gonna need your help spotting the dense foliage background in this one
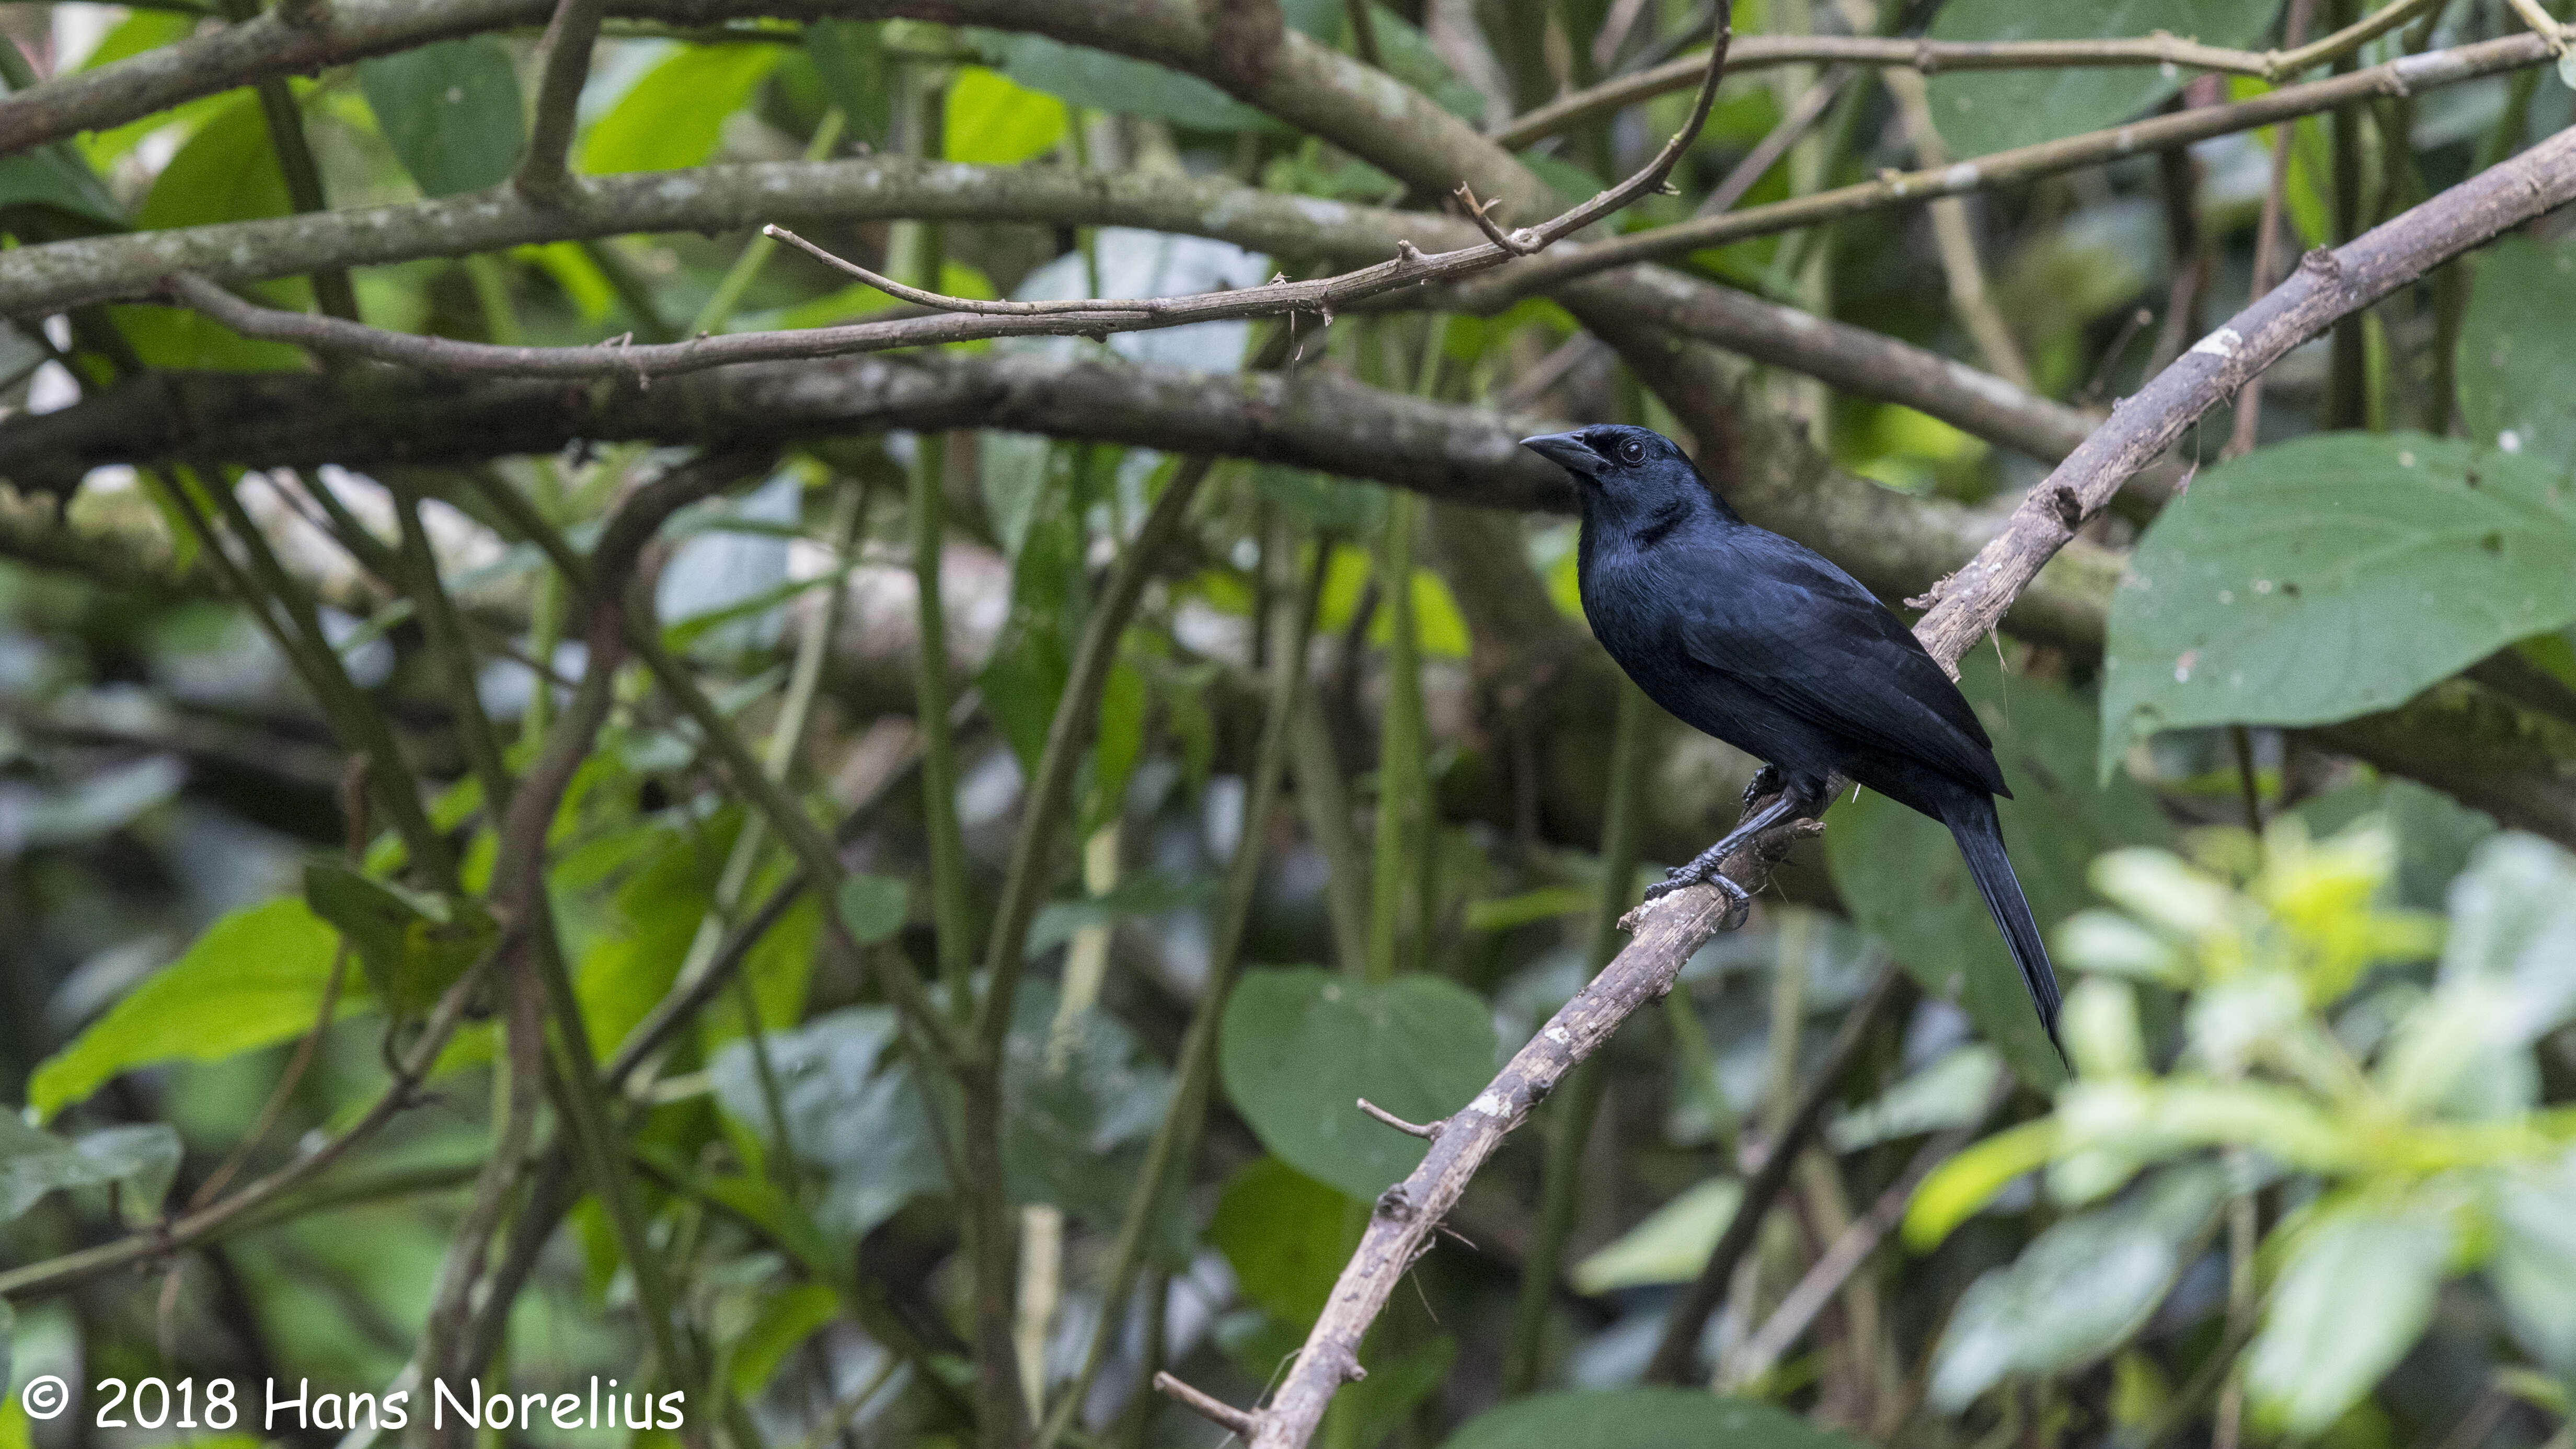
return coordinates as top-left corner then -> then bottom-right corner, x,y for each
2,1 -> 2574,1448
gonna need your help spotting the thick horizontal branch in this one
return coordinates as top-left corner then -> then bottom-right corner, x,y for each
0,350 -> 1577,508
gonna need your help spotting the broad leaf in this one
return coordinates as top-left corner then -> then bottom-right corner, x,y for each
709,1007 -> 946,1237
1000,981 -> 1175,1228
1209,1156 -> 1355,1326
2458,233 -> 2576,472
2490,1149 -> 2576,1370
0,150 -> 124,235
2246,1201 -> 2451,1434
2441,833 -> 2576,1041
582,45 -> 783,175
1571,1176 -> 1741,1294
303,861 -> 496,1019
978,31 -> 1274,131
29,898 -> 353,1119
1220,967 -> 1497,1200
136,91 -> 290,231
727,1283 -> 841,1401
1926,0 -> 2282,156
807,20 -> 892,145
0,1118 -> 181,1224
2100,433 -> 2576,777
1443,1389 -> 1872,1449
833,873 -> 909,944
944,67 -> 1067,166
1829,653 -> 2168,1088
359,37 -> 525,198
1930,1163 -> 2226,1408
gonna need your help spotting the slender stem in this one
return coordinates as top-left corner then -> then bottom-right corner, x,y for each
1365,486 -> 1426,982
1641,966 -> 1902,1384
514,0 -> 608,205
2326,0 -> 2370,431
973,455 -> 1213,1058
1500,679 -> 1652,1395
395,490 -> 513,810
1033,535 -> 1328,1449
1291,690 -> 1372,974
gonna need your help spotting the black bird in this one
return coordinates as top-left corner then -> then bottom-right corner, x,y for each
1523,423 -> 2063,1055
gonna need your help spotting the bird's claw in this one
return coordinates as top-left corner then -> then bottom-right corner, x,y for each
1740,765 -> 1781,814
1639,865 -> 1754,930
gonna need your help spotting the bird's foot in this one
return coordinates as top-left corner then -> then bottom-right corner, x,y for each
1740,765 -> 1781,814
1639,864 -> 1753,930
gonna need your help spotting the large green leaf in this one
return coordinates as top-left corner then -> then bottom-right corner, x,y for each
1209,1156 -> 1355,1326
0,1118 -> 181,1224
1443,1389 -> 1872,1449
2490,1149 -> 2576,1371
2246,1200 -> 2451,1434
806,20 -> 892,145
709,1007 -> 946,1237
302,860 -> 495,1019
2459,233 -> 2576,473
358,37 -> 525,198
28,898 -> 352,1119
2099,433 -> 2576,777
1930,1163 -> 2226,1407
136,91 -> 291,230
978,31 -> 1274,131
0,149 -> 124,235
1571,1177 -> 1741,1294
944,66 -> 1067,166
1000,980 -> 1175,1228
1220,967 -> 1497,1200
1827,653 -> 2168,1088
1926,0 -> 2282,156
581,45 -> 783,175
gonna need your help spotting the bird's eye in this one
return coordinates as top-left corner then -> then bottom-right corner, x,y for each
1618,439 -> 1647,463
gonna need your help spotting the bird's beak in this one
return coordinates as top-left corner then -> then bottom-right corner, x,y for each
1521,431 -> 1603,480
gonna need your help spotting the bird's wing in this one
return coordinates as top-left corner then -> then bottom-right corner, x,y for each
1673,533 -> 2009,797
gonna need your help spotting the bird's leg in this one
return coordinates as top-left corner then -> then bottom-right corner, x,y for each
1740,764 -> 1781,814
1640,790 -> 1807,927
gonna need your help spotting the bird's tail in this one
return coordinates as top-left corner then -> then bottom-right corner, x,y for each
1942,795 -> 2066,1065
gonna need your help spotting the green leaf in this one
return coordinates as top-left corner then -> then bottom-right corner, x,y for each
1830,652 -> 2167,1087
1831,1044 -> 2005,1152
2490,1150 -> 2576,1370
2459,233 -> 2576,473
358,37 -> 525,198
1338,1335 -> 1456,1449
0,1118 -> 181,1224
943,66 -> 1067,165
709,1007 -> 946,1237
302,860 -> 496,1019
1209,1156 -> 1355,1326
974,30 -> 1276,131
581,45 -> 783,175
1926,0 -> 2282,155
727,1283 -> 841,1401
1000,979 -> 1175,1228
2440,833 -> 2576,1041
1570,1176 -> 1742,1294
833,873 -> 910,945
1442,1389 -> 1874,1449
1929,1163 -> 2226,1408
0,148 -> 124,235
1904,1119 -> 2060,1249
1082,659 -> 1148,835
2099,433 -> 2576,777
2246,1201 -> 2451,1435
1219,967 -> 1497,1201
29,897 -> 352,1119
137,91 -> 291,230
807,20 -> 892,145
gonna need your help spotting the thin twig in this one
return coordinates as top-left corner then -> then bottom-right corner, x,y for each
160,12 -> 1737,383
1153,1373 -> 1257,1436
1356,1099 -> 1445,1139
1491,0 -> 2448,147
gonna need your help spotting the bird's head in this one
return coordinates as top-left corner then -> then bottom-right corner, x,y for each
1520,424 -> 1736,525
